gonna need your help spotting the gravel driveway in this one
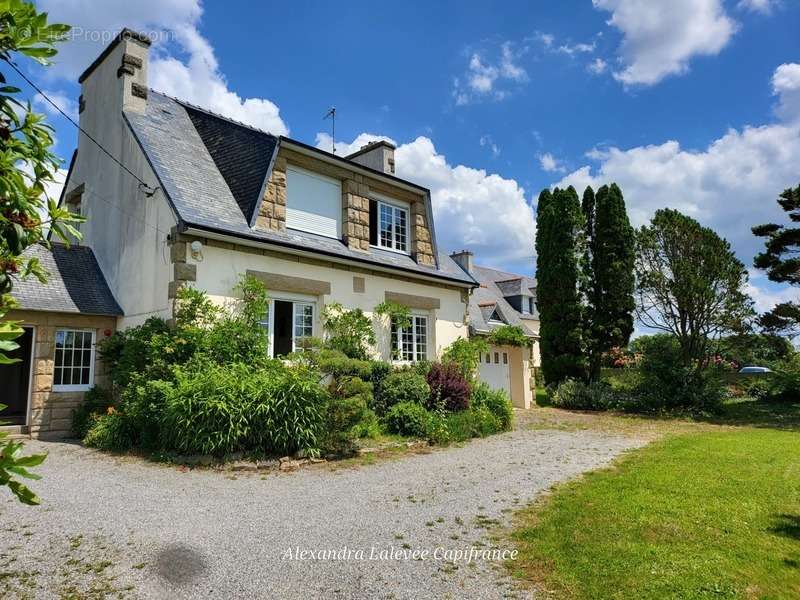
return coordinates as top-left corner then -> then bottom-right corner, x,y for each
1,420 -> 643,599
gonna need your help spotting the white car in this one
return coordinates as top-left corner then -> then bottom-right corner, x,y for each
738,366 -> 772,374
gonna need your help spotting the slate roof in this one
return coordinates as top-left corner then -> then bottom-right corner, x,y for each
11,244 -> 123,316
460,264 -> 538,337
125,91 -> 476,287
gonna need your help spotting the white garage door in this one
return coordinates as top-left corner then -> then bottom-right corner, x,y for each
478,349 -> 510,395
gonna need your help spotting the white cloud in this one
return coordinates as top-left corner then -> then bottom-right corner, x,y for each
37,0 -> 288,134
588,58 -> 608,74
772,63 -> 800,123
479,135 -> 500,158
533,32 -> 555,48
737,0 -> 778,14
33,89 -> 78,121
553,63 -> 800,313
538,152 -> 565,173
316,134 -> 535,268
593,0 -> 738,86
453,42 -> 527,105
745,270 -> 795,314
556,41 -> 596,56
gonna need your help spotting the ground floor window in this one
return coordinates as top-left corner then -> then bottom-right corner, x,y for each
53,329 -> 95,391
391,315 -> 427,362
260,299 -> 315,357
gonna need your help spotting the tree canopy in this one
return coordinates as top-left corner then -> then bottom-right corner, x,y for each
752,184 -> 800,336
635,208 -> 753,367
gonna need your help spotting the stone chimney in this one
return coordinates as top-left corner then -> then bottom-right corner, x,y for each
345,140 -> 396,175
450,250 -> 473,274
77,28 -> 151,117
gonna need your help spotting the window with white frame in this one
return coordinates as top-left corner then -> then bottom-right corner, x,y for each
391,315 -> 427,362
53,329 -> 95,390
259,299 -> 315,357
370,198 -> 408,253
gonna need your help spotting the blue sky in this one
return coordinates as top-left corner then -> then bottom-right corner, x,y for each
23,0 -> 800,313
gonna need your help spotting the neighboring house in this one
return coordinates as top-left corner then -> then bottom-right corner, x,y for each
1,29 -> 478,438
450,251 -> 540,409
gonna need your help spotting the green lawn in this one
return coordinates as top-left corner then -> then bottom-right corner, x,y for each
511,407 -> 800,599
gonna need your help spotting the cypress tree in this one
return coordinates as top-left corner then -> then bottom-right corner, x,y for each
535,186 -> 586,386
584,184 -> 636,381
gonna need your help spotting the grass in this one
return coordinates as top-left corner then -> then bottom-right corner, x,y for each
510,399 -> 800,599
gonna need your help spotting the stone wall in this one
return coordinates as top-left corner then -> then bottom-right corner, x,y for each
8,310 -> 117,439
256,155 -> 287,232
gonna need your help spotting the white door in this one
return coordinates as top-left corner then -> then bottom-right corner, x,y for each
478,349 -> 511,395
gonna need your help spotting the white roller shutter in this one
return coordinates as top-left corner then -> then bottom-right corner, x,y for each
285,166 -> 341,238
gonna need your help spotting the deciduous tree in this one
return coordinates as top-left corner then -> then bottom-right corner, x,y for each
635,209 -> 753,368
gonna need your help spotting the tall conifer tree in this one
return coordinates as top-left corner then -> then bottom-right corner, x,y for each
535,186 -> 585,386
582,184 -> 636,381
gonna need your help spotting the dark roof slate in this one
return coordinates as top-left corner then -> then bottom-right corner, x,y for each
12,244 -> 123,316
125,91 -> 475,286
184,104 -> 276,224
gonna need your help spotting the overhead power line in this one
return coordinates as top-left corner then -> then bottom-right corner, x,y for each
6,59 -> 159,197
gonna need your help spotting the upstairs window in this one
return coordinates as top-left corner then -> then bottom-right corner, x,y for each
285,166 -> 341,239
390,315 -> 427,362
369,197 -> 408,253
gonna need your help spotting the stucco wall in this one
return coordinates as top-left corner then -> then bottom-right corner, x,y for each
8,310 -> 116,440
69,36 -> 176,329
189,243 -> 469,361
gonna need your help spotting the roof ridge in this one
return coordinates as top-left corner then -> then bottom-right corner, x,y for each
150,89 -> 279,138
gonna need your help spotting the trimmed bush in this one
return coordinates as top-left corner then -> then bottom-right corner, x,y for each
384,402 -> 432,438
551,379 -> 619,411
351,409 -> 382,439
379,371 -> 430,411
471,382 -> 513,431
426,362 -> 471,412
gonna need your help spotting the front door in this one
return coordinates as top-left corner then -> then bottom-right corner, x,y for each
0,327 -> 34,425
478,348 -> 511,396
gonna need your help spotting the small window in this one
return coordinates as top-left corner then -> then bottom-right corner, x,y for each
503,352 -> 508,364
370,198 -> 409,253
494,352 -> 500,364
485,353 -> 491,363
528,298 -> 534,314
391,315 -> 427,362
53,329 -> 95,391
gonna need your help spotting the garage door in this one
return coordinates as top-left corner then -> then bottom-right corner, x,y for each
478,349 -> 510,396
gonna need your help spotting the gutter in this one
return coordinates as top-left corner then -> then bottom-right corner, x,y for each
181,223 -> 478,289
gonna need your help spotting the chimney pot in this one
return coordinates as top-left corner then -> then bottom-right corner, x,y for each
450,250 -> 473,274
345,140 -> 396,175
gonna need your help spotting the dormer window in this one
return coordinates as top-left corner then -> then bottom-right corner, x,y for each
369,195 -> 409,253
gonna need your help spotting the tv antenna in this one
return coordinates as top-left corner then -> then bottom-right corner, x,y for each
323,106 -> 336,154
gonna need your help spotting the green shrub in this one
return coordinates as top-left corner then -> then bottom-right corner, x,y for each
83,410 -> 136,452
244,366 -> 328,456
314,349 -> 372,379
321,302 -> 376,360
384,402 -> 432,438
471,382 -> 513,431
442,337 -> 488,379
159,362 -> 253,456
117,376 -> 173,451
749,356 -> 800,403
323,375 -> 371,455
367,360 -> 391,395
322,394 -> 368,455
470,405 -> 503,437
351,409 -> 382,439
633,337 -> 726,414
551,379 -> 620,411
379,371 -> 431,411
72,385 -> 113,439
